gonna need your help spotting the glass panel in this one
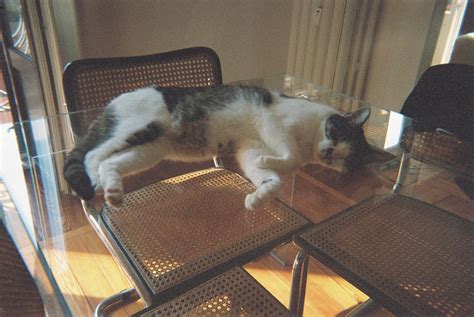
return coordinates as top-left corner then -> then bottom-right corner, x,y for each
4,0 -> 32,57
20,75 -> 471,311
5,107 -> 112,314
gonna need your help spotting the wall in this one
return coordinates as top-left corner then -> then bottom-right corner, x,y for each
52,0 -> 292,83
51,0 -> 448,110
362,0 -> 441,111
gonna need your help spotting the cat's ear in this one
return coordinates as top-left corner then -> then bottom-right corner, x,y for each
346,107 -> 370,126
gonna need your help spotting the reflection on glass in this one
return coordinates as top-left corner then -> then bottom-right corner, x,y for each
384,111 -> 405,150
5,0 -> 31,57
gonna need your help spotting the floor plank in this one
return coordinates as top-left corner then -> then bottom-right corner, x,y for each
80,229 -> 145,316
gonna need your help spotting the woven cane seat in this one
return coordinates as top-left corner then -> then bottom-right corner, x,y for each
404,131 -> 474,178
133,267 -> 290,316
0,221 -> 44,316
294,194 -> 474,316
101,168 -> 309,305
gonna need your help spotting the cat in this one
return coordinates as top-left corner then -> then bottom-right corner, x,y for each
63,85 -> 371,210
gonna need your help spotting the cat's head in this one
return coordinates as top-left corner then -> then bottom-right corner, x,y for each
314,107 -> 371,172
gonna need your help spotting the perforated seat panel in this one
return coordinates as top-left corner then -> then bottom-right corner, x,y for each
405,131 -> 474,178
101,168 -> 309,304
133,267 -> 290,316
295,194 -> 474,316
0,221 -> 44,316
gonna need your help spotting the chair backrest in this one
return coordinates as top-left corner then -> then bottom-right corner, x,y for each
63,46 -> 222,137
401,63 -> 474,142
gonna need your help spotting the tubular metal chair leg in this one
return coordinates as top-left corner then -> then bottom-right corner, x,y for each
392,151 -> 411,193
347,299 -> 381,316
290,249 -> 309,317
94,288 -> 140,317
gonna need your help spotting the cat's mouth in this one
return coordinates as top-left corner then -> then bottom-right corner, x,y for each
318,148 -> 349,173
322,147 -> 334,164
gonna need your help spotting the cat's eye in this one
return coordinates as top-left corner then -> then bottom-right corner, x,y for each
326,125 -> 339,145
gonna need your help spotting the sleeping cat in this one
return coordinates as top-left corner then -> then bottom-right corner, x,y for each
63,85 -> 371,210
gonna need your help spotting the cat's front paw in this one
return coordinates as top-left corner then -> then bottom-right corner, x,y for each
245,193 -> 262,211
104,187 -> 124,208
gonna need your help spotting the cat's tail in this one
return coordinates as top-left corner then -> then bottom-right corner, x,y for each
63,148 -> 95,201
63,110 -> 116,200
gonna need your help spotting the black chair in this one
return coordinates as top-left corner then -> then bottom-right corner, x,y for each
401,63 -> 474,197
62,47 -> 310,316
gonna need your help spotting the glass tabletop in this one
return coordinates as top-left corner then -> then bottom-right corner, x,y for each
9,74 -> 473,315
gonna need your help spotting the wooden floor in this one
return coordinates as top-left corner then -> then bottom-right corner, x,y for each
6,157 -> 474,316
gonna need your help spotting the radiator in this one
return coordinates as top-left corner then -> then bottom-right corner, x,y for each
287,0 -> 381,99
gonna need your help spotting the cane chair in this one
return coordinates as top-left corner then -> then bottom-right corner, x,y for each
291,188 -> 474,316
289,65 -> 474,317
0,219 -> 45,316
133,267 -> 291,316
62,47 -> 310,316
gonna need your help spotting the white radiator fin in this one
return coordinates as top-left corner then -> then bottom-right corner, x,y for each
287,0 -> 381,99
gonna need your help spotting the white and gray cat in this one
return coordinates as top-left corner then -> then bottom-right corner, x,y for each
64,85 -> 371,210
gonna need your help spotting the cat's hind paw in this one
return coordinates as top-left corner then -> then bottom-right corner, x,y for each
256,155 -> 289,170
255,155 -> 273,169
104,187 -> 124,208
256,155 -> 299,171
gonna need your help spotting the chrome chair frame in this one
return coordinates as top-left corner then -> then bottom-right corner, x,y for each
64,47 -> 224,316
